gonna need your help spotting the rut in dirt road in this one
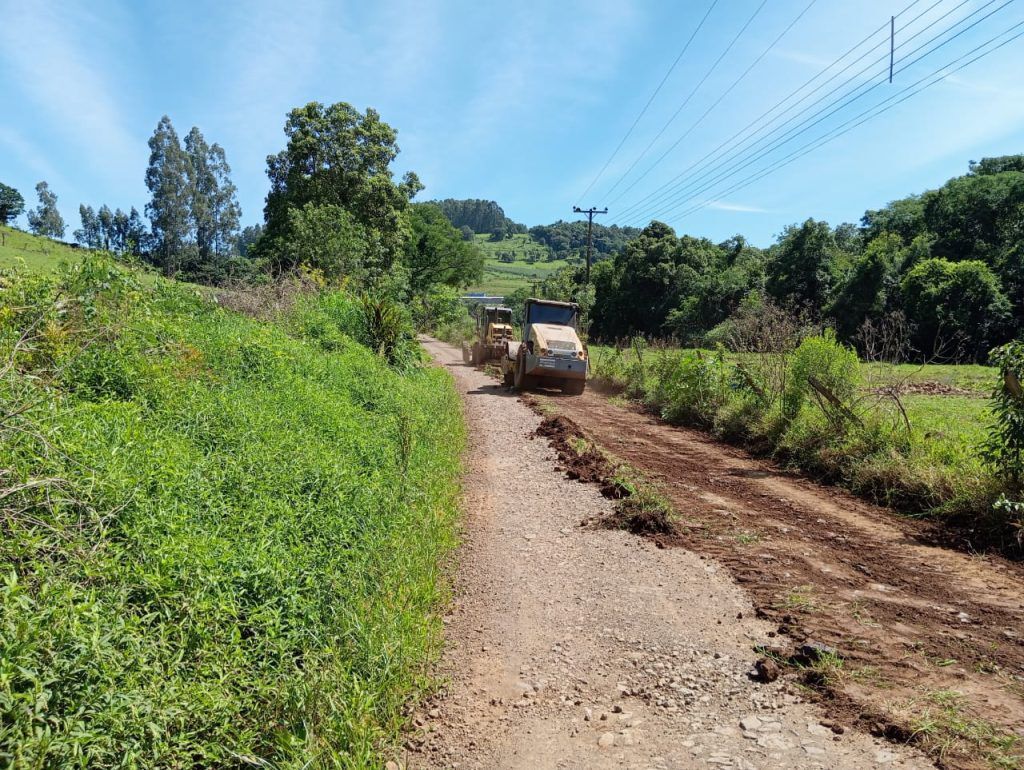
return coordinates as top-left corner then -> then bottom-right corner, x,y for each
538,385 -> 1024,770
406,337 -> 929,770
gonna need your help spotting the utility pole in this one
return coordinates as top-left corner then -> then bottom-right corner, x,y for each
889,15 -> 895,83
572,206 -> 607,284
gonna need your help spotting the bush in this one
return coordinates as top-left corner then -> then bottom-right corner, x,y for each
783,331 -> 861,422
648,349 -> 730,427
984,341 -> 1024,484
0,259 -> 463,766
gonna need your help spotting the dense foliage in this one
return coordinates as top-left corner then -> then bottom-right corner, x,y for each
536,155 -> 1024,362
256,102 -> 422,279
428,198 -> 523,237
0,183 -> 24,225
528,220 -> 641,262
0,257 -> 464,766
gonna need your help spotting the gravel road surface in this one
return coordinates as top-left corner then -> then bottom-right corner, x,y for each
406,338 -> 931,770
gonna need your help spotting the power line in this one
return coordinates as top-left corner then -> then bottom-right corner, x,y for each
661,20 -> 1024,224
611,0 -> 933,222
575,0 -> 720,204
633,0 -> 1013,225
599,0 -> 770,201
601,0 -> 820,209
624,0 -> 1008,225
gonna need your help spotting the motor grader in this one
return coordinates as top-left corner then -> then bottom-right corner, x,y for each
500,298 -> 587,395
462,305 -> 515,365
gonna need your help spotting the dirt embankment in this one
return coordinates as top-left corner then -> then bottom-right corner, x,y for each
536,389 -> 1024,769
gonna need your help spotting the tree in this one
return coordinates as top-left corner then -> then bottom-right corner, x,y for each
26,182 -> 66,238
861,195 -> 927,244
74,205 -> 102,248
901,258 -> 1011,361
0,183 -> 25,225
278,203 -> 370,281
184,127 -> 241,268
236,224 -> 263,258
403,203 -> 483,293
260,101 -> 422,277
97,205 -> 114,250
459,225 -> 474,242
146,116 -> 193,275
827,233 -> 907,341
766,219 -> 845,311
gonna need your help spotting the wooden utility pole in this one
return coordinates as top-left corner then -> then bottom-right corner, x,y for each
572,206 -> 607,284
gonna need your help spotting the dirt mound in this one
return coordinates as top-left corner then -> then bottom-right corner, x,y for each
536,416 -> 628,498
869,380 -> 976,396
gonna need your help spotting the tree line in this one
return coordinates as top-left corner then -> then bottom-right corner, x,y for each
531,155 -> 1024,363
2,103 -> 484,302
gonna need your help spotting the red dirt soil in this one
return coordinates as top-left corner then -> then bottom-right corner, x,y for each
535,388 -> 1024,769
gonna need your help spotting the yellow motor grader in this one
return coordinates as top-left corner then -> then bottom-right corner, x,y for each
462,305 -> 515,365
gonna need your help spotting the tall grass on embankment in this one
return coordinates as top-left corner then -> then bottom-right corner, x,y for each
589,337 -> 1021,553
0,257 -> 463,767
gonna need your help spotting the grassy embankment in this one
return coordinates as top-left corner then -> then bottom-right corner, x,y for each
0,224 -> 85,273
0,239 -> 464,766
464,233 -> 572,296
588,343 -> 1016,548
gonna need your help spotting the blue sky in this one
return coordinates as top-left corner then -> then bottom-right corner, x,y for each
2,0 -> 1023,246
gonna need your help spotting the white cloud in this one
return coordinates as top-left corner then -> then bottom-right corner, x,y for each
705,200 -> 769,213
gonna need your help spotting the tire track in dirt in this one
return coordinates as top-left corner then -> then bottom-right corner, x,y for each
537,387 -> 1024,769
406,338 -> 931,770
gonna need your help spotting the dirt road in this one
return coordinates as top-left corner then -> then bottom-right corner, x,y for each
541,385 -> 1024,768
409,338 -> 932,770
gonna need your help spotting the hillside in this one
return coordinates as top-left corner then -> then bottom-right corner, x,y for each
0,257 -> 464,764
464,233 -> 574,296
0,225 -> 84,273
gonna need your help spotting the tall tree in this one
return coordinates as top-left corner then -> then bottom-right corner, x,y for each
184,128 -> 240,267
26,182 -> 66,238
259,101 -> 422,276
74,205 -> 102,248
145,116 -> 193,276
97,205 -> 115,250
0,183 -> 25,225
766,219 -> 845,311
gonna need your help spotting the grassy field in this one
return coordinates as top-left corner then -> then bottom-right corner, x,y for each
465,233 -> 574,296
0,256 -> 464,766
0,225 -> 85,273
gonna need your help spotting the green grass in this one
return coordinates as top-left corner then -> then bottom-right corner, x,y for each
465,234 -> 575,296
0,257 -> 464,767
0,224 -> 85,273
1,225 -> 162,286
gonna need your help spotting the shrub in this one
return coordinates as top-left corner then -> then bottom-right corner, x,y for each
983,341 -> 1024,484
648,348 -> 730,427
783,331 -> 860,423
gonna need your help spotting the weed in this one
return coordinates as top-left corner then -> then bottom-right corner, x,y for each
898,689 -> 1024,768
781,585 -> 819,612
